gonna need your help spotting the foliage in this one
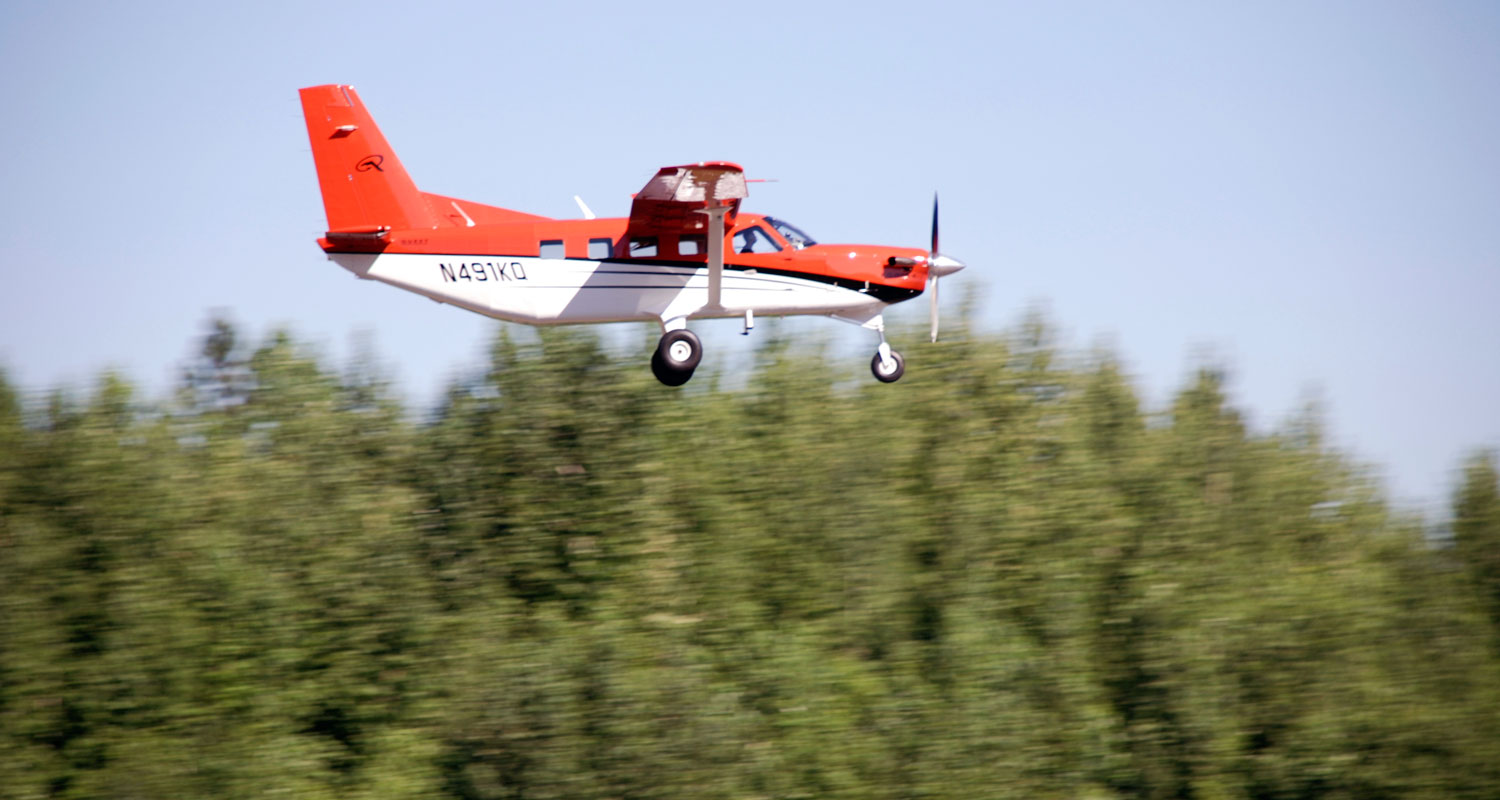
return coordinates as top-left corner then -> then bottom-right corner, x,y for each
2,318 -> 1498,798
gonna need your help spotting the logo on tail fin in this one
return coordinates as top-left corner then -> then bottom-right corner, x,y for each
356,154 -> 385,172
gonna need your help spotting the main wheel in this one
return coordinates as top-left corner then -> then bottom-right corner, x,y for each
871,349 -> 905,383
652,329 -> 702,386
651,350 -> 694,386
657,329 -> 703,372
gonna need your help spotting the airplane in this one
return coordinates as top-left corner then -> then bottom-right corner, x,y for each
298,84 -> 965,386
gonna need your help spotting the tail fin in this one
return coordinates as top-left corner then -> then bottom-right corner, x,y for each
299,84 -> 439,233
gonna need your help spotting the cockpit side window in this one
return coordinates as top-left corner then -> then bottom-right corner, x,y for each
733,225 -> 783,254
764,216 -> 816,249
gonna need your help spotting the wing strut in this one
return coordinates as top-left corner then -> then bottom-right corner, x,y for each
696,204 -> 730,311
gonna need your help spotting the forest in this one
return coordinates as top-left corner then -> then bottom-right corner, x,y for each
2,313 -> 1499,799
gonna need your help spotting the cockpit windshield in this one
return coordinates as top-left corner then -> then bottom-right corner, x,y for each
764,216 -> 817,249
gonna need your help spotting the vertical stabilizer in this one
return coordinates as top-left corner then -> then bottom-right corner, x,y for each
299,84 -> 439,233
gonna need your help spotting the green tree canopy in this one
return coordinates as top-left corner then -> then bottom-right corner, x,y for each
2,315 -> 1497,798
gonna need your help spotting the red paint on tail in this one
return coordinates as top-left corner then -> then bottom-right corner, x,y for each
299,84 -> 439,234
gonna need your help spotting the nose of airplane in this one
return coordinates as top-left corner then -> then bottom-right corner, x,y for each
928,253 -> 966,278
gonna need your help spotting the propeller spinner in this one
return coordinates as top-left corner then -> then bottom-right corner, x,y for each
927,194 -> 966,342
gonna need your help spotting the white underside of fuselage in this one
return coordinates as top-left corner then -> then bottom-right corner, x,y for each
329,252 -> 890,328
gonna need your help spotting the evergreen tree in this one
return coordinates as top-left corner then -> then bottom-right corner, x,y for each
1455,451 -> 1500,635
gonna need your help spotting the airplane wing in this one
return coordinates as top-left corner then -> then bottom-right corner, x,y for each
626,162 -> 747,235
627,163 -> 747,311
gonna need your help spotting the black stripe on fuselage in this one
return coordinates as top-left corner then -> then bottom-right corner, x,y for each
591,258 -> 922,305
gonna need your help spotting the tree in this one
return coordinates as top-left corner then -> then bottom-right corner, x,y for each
1455,451 -> 1500,636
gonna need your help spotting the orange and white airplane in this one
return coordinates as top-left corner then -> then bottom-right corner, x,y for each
299,84 -> 964,386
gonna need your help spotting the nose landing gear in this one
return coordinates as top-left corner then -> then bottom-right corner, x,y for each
871,343 -> 905,383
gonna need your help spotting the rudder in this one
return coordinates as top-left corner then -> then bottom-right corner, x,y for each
299,84 -> 439,233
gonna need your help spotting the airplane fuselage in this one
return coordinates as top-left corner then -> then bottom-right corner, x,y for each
322,213 -> 928,329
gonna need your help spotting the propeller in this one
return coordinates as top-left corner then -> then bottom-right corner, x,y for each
926,193 -> 966,342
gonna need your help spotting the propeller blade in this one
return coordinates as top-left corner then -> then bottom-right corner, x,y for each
929,193 -> 941,342
931,193 -> 940,257
929,275 -> 940,343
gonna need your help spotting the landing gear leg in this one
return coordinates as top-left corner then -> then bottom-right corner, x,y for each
829,310 -> 905,383
652,328 -> 701,386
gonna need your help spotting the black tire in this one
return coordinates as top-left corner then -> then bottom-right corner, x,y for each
871,349 -> 905,383
651,349 -> 694,386
656,329 -> 703,372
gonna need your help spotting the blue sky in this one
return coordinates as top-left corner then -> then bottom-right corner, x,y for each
1,1 -> 1496,512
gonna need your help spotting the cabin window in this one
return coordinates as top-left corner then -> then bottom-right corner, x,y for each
539,239 -> 565,258
588,238 -> 613,259
733,225 -> 782,254
628,236 -> 658,257
677,235 -> 704,256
